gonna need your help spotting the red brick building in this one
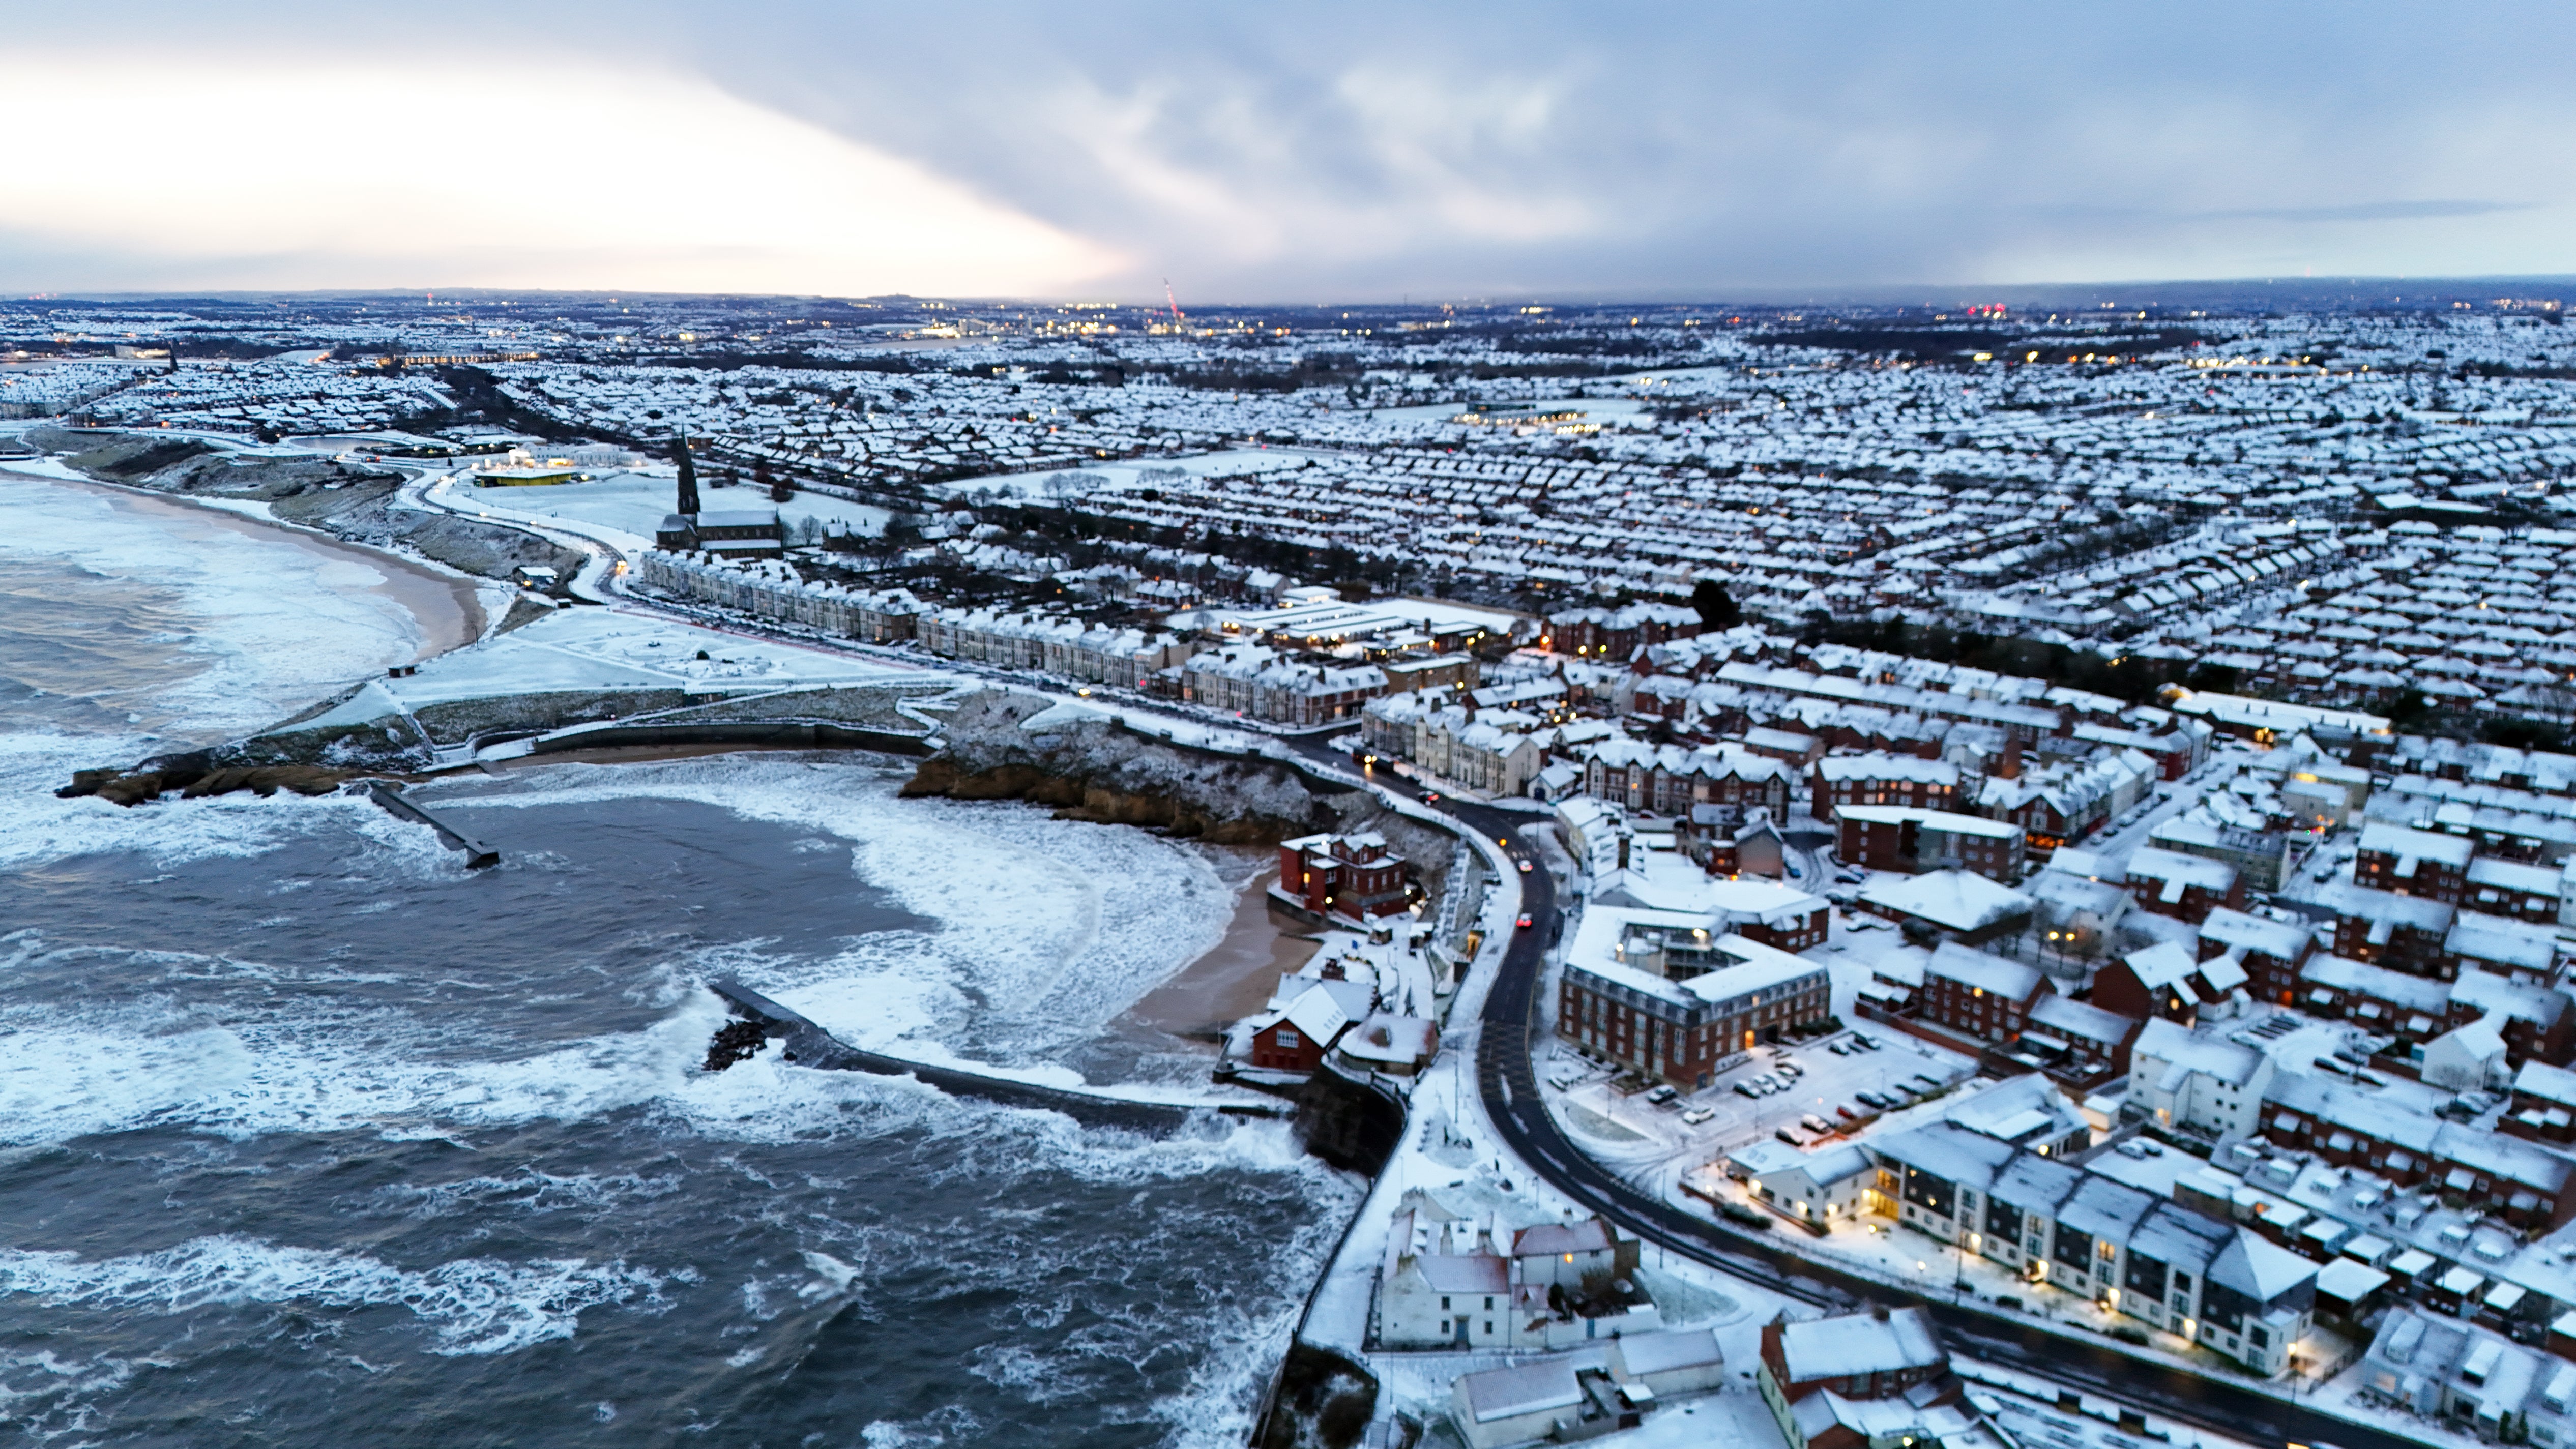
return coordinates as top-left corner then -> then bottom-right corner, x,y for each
1274,832 -> 1412,919
1808,753 -> 1962,822
2122,845 -> 2246,926
1544,600 -> 1701,661
2316,881 -> 2457,978
1244,978 -> 1373,1072
1919,941 -> 2051,1042
1705,879 -> 1832,953
1834,806 -> 2025,882
2467,857 -> 2564,924
2195,907 -> 2315,1008
2092,940 -> 2206,1025
1759,1307 -> 1956,1449
2355,822 -> 2474,904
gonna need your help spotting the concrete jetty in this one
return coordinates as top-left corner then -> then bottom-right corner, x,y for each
705,980 -> 1215,1133
365,784 -> 500,867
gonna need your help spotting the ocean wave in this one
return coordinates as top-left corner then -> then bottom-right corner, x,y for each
0,474 -> 424,741
0,1234 -> 663,1356
416,757 -> 1243,1061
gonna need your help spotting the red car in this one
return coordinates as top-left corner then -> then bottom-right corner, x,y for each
1516,913 -> 1534,930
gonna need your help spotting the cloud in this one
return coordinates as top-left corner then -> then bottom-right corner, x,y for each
0,50 -> 1121,296
10,3 -> 2576,298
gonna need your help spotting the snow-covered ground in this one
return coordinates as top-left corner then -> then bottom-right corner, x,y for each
295,606 -> 954,735
449,467 -> 889,543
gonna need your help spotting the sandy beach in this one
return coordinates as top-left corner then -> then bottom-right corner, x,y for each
1126,863 -> 1321,1041
6,467 -> 488,662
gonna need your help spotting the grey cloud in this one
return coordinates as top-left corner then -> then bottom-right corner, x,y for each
14,0 -> 2576,295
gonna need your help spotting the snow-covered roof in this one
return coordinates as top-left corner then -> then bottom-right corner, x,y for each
1777,1307 -> 1945,1382
1858,870 -> 2034,931
1924,941 -> 2042,998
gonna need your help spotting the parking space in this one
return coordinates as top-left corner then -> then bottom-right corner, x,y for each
1538,1023 -> 1982,1160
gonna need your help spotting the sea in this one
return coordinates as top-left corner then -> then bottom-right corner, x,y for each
0,468 -> 1355,1446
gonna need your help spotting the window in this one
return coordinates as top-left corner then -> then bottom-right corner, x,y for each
1276,1028 -> 1300,1049
1441,1296 -> 1450,1311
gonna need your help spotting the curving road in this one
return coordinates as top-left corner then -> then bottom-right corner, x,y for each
1275,731 -> 2405,1449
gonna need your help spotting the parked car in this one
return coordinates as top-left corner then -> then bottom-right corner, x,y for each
1646,1084 -> 1678,1104
1857,1090 -> 1891,1110
1800,1114 -> 1834,1135
1735,1082 -> 1761,1100
1828,1041 -> 1851,1056
1835,1104 -> 1859,1121
1775,1128 -> 1806,1147
1681,1106 -> 1716,1125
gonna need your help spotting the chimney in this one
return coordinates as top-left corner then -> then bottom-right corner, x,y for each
1996,735 -> 2024,781
1871,1302 -> 1890,1321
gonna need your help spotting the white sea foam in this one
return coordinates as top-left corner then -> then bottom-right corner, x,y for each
0,730 -> 466,876
0,473 -> 423,740
0,1234 -> 662,1355
415,755 -> 1243,1069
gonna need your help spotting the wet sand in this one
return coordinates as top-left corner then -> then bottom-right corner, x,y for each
7,467 -> 487,662
1125,866 -> 1321,1041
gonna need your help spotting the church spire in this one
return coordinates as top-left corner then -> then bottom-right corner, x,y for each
672,434 -> 699,517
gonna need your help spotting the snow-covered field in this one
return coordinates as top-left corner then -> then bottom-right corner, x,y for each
455,468 -> 889,541
297,605 -> 953,736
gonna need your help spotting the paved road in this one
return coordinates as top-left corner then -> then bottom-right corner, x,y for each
1273,729 -> 2407,1449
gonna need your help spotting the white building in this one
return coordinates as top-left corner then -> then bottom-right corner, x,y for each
2128,1017 -> 2275,1140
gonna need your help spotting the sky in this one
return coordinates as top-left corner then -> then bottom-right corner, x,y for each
8,2 -> 2574,302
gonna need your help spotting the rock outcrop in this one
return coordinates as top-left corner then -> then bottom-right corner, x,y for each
900,691 -> 1456,889
57,753 -> 359,807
